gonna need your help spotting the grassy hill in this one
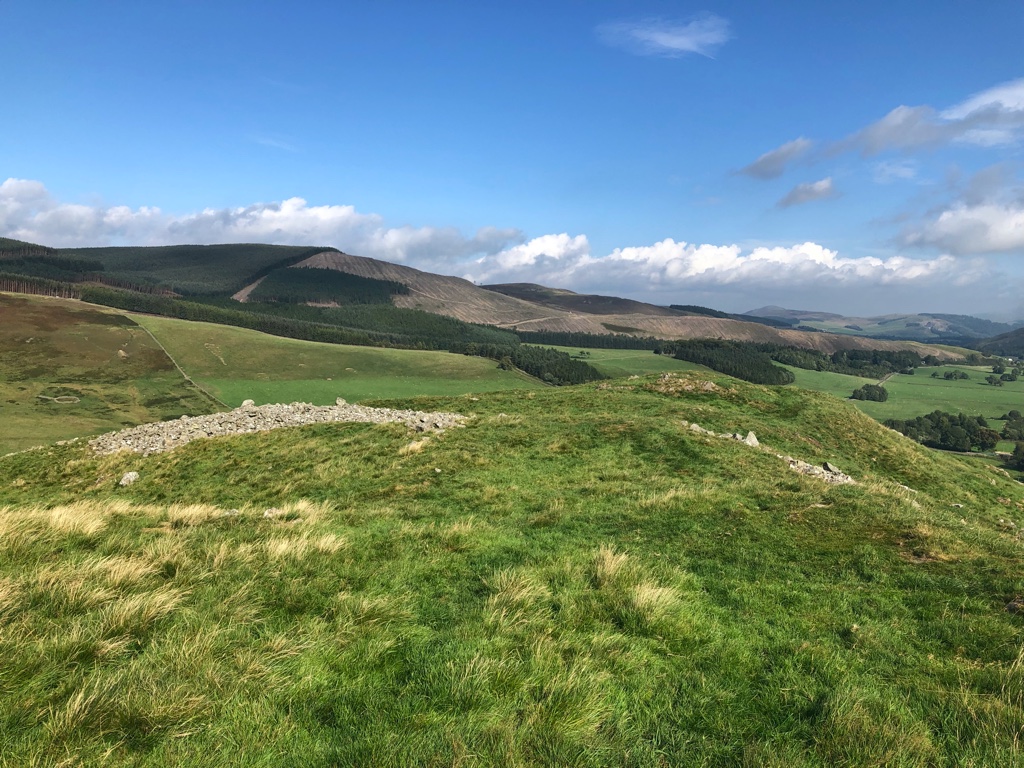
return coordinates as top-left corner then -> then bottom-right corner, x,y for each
786,363 -> 1024,449
0,240 -> 975,359
134,314 -> 545,406
2,371 -> 1024,764
0,292 -> 553,454
0,293 -> 216,454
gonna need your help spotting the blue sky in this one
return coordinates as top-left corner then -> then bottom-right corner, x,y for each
2,1 -> 1023,317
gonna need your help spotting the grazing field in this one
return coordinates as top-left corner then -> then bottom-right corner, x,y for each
541,345 -> 709,378
2,373 -> 1024,765
0,293 -> 215,455
787,363 -> 1024,450
133,315 -> 545,406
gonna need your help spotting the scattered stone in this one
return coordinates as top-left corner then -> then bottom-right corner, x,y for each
434,468 -> 442,474
743,431 -> 759,448
951,503 -> 965,509
88,401 -> 468,456
335,397 -> 347,406
118,471 -> 140,486
822,461 -> 840,474
263,508 -> 284,519
1007,597 -> 1024,615
214,509 -> 241,519
241,399 -> 255,407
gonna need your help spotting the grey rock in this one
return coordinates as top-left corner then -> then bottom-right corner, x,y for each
743,431 -> 759,447
118,471 -> 139,486
89,401 -> 468,456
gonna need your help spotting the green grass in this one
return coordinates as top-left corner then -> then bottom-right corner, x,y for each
540,345 -> 709,379
786,363 -> 1024,454
2,373 -> 1024,764
133,314 -> 545,406
792,360 -> 1020,409
0,293 -> 216,455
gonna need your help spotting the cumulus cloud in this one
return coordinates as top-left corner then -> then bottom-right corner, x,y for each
467,235 -> 984,301
777,177 -> 837,208
597,14 -> 732,58
737,138 -> 813,179
904,202 -> 1024,255
2,177 -> 1003,314
0,178 -> 522,269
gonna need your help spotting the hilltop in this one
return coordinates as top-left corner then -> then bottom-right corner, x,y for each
0,239 -> 970,357
2,371 -> 1024,764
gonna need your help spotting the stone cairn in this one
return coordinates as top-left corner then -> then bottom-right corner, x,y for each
89,398 -> 467,457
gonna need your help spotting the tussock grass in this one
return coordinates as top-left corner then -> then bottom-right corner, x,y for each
2,374 -> 1024,764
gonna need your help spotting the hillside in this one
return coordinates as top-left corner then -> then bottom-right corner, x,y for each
0,293 -> 216,454
0,240 -> 971,360
293,253 -> 962,357
977,327 -> 1024,357
483,282 -> 682,316
2,373 -> 1024,764
748,306 -> 1022,343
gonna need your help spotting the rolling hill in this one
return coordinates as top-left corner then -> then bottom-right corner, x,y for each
748,306 -> 1023,344
1,238 -> 967,359
2,370 -> 1024,764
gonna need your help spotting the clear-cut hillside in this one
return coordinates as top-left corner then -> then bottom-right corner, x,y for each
293,252 -> 961,358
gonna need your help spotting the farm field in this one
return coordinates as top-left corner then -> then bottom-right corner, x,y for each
787,363 -> 1024,450
133,314 -> 546,406
542,345 -> 709,378
0,293 -> 215,455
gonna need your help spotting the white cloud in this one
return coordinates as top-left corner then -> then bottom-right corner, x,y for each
740,78 -> 1024,178
941,78 -> 1024,120
0,178 -> 522,268
737,138 -> 813,179
468,235 -> 982,298
597,14 -> 732,58
777,177 -> 837,208
873,159 -> 918,184
904,202 -> 1024,255
2,177 -> 1003,315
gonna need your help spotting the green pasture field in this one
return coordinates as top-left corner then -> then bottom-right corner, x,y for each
541,344 -> 709,378
133,315 -> 545,406
787,363 -> 1024,451
0,293 -> 215,455
3,373 -> 1024,765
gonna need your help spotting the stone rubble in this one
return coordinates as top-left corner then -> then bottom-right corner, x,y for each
681,420 -> 855,485
89,398 -> 468,457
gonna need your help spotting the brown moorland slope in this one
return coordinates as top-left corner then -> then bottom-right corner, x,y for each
288,252 -> 961,358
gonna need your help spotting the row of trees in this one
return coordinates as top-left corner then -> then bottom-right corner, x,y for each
662,340 -> 796,385
72,286 -> 606,386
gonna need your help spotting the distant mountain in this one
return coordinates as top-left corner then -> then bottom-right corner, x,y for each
671,304 -> 795,329
0,238 -> 964,358
746,306 -> 845,322
743,306 -> 1022,343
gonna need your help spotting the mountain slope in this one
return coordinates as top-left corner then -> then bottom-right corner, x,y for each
2,374 -> 1023,764
748,306 -> 1022,343
295,254 -> 962,357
